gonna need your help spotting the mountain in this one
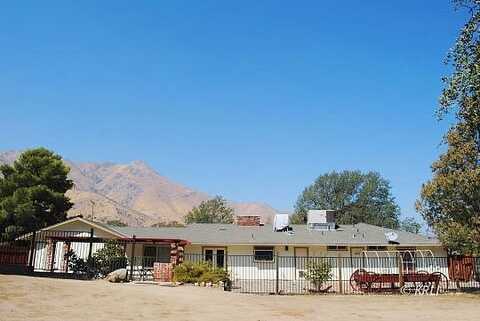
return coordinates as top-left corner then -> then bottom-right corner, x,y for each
0,151 -> 276,226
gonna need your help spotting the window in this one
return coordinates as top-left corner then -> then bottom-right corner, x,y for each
254,246 -> 274,261
143,245 -> 171,267
203,248 -> 225,268
327,245 -> 347,251
367,246 -> 387,251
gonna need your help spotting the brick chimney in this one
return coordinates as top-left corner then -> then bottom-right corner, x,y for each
236,215 -> 262,226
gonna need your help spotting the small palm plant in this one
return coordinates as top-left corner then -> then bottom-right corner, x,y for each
304,260 -> 333,292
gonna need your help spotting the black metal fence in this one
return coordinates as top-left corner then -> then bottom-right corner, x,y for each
184,253 -> 480,295
0,230 -> 128,278
2,231 -> 480,294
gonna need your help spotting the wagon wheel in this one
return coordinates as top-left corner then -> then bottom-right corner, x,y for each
350,269 -> 368,293
431,272 -> 448,294
413,270 -> 430,288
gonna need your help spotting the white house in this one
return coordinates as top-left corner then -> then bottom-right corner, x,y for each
28,212 -> 449,293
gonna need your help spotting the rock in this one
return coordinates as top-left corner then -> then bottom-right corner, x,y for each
105,268 -> 128,283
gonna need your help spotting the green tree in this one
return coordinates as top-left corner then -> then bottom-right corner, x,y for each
150,220 -> 184,227
184,196 -> 234,224
399,217 -> 422,234
291,170 -> 400,228
0,148 -> 73,239
416,0 -> 480,255
106,219 -> 128,227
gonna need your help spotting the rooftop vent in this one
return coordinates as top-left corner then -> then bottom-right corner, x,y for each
307,210 -> 336,231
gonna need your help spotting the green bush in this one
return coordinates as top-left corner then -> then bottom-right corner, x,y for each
198,268 -> 229,283
173,261 -> 229,284
64,241 -> 127,279
304,260 -> 332,292
93,240 -> 127,276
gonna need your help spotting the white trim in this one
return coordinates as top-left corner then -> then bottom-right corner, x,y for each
41,217 -> 127,239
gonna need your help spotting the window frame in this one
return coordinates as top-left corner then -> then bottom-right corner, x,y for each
327,245 -> 348,251
253,246 -> 275,262
142,245 -> 171,267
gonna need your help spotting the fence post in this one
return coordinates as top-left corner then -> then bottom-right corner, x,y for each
275,252 -> 279,294
129,235 -> 136,281
87,228 -> 94,261
28,230 -> 36,273
337,256 -> 343,294
49,241 -> 57,272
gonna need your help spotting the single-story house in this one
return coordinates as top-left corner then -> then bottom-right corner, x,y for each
30,211 -> 448,291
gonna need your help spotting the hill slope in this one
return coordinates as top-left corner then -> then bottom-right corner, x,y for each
0,151 -> 276,226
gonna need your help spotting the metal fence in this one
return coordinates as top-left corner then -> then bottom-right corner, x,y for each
184,253 -> 480,295
0,230 -> 128,278
1,231 -> 480,294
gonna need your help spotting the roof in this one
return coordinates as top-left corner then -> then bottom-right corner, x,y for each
106,223 -> 441,247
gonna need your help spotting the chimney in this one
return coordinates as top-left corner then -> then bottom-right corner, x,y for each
236,215 -> 262,226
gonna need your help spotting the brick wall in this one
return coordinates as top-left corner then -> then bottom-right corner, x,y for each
153,262 -> 173,282
236,215 -> 262,226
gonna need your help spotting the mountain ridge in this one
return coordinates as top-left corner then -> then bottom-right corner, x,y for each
0,150 -> 276,226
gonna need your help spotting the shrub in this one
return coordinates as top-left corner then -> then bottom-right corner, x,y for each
93,241 -> 127,276
64,241 -> 127,279
198,268 -> 229,283
64,250 -> 99,278
304,260 -> 332,292
173,261 -> 229,284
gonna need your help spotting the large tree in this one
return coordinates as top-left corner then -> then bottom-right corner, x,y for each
0,148 -> 73,239
416,0 -> 480,255
184,196 -> 234,224
291,170 -> 400,228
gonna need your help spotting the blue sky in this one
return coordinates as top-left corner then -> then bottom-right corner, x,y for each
0,1 -> 468,220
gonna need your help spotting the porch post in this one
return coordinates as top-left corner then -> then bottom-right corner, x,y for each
62,242 -> 71,272
87,228 -> 94,261
129,235 -> 136,281
49,240 -> 57,272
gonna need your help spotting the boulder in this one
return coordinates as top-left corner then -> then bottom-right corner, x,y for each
105,268 -> 128,283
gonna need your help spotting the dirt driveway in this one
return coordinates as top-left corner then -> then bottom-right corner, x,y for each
0,275 -> 479,321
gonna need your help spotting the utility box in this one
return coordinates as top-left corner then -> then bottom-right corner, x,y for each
307,210 -> 336,231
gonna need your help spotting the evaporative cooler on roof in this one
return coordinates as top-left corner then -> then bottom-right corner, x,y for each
307,210 -> 336,231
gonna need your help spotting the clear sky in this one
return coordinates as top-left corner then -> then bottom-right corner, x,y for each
0,1 -> 468,221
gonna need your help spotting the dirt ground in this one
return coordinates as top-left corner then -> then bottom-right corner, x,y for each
0,275 -> 479,321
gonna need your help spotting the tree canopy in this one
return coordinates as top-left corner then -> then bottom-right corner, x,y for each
184,196 -> 234,224
416,0 -> 480,255
291,170 -> 400,229
399,217 -> 422,234
0,148 -> 73,239
106,219 -> 128,227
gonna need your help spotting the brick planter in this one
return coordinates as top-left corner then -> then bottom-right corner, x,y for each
153,262 -> 173,282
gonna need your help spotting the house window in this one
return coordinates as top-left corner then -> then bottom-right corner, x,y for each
367,246 -> 387,251
327,245 -> 347,251
254,246 -> 274,261
143,245 -> 171,267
